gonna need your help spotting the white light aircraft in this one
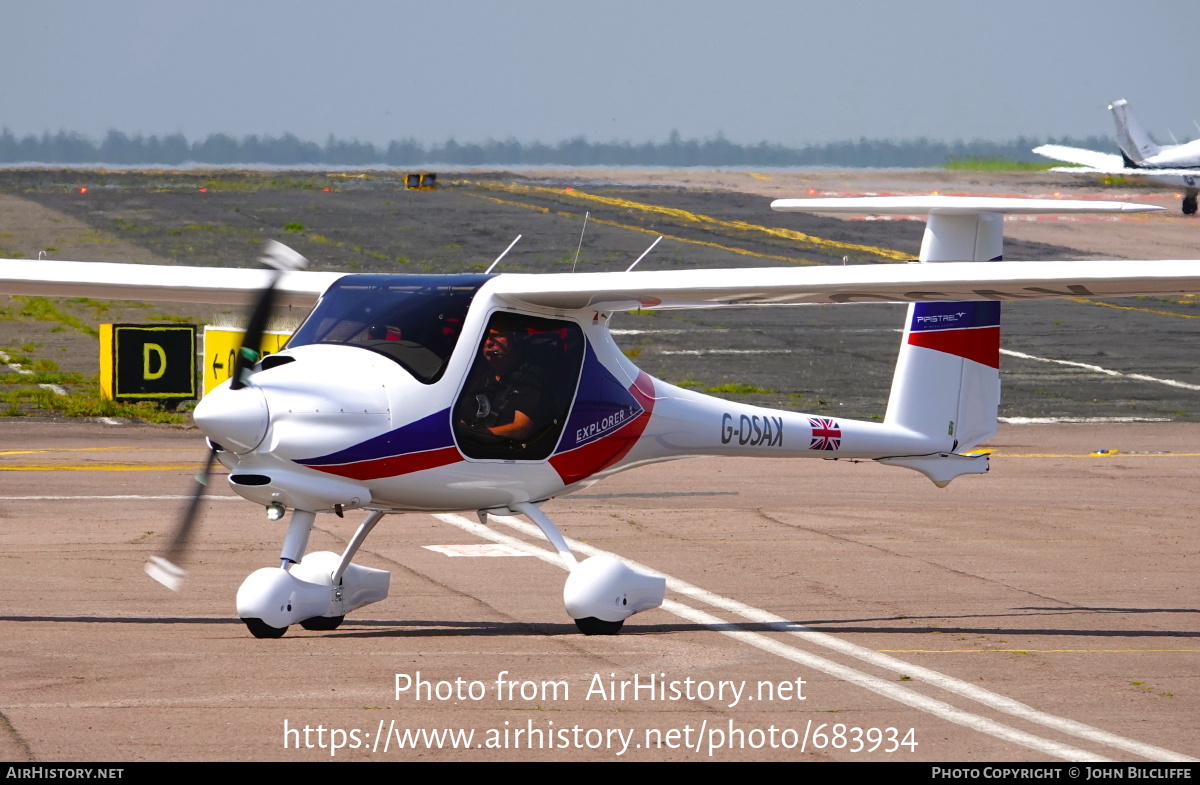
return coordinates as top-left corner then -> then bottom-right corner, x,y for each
1034,99 -> 1200,215
4,195 -> 1199,638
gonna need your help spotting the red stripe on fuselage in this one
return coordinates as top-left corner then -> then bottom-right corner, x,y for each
907,326 -> 1000,369
306,445 -> 462,481
549,371 -> 656,485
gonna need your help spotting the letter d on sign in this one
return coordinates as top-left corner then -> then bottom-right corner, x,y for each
143,343 -> 167,380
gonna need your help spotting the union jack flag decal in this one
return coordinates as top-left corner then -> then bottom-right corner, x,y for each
808,417 -> 842,451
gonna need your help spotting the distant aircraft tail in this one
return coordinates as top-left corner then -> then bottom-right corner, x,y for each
1109,99 -> 1161,166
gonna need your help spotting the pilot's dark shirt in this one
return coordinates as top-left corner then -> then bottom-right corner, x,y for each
467,365 -> 545,432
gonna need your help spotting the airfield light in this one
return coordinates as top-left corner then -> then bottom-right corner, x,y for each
266,502 -> 286,521
79,187 -> 87,194
199,187 -> 208,193
323,187 -> 331,192
1175,192 -> 1183,198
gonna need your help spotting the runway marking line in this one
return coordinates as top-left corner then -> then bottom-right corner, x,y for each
0,463 -> 199,471
1001,348 -> 1200,391
467,182 -> 910,261
1071,298 -> 1200,321
431,512 -> 1194,763
423,543 -> 532,558
0,447 -> 198,456
0,495 -> 241,501
464,192 -> 819,266
994,452 -> 1200,459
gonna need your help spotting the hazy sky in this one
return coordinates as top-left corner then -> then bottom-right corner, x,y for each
5,1 -> 1198,147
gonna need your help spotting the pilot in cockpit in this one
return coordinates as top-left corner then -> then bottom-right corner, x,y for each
457,315 -> 546,443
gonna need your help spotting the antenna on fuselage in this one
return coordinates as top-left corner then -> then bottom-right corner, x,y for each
571,211 -> 590,273
625,235 -> 663,272
485,234 -> 521,274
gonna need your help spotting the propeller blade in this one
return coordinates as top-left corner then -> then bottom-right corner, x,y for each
147,240 -> 308,589
230,241 -> 308,390
145,446 -> 218,591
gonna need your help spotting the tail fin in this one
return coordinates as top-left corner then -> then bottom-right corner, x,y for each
770,196 -> 1169,479
1110,99 -> 1161,166
884,210 -> 1001,452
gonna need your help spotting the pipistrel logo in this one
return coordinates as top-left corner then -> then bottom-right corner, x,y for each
915,312 -> 966,325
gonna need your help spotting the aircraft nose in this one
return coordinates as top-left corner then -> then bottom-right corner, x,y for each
193,383 -> 269,454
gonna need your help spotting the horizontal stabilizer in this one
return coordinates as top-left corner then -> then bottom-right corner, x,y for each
772,195 -> 1157,215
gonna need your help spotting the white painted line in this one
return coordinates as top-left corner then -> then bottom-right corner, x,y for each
480,515 -> 1192,763
423,543 -> 533,558
658,349 -> 792,356
1001,349 -> 1200,391
38,383 -> 67,396
431,512 -> 1190,762
610,329 -> 695,335
660,598 -> 1101,760
1,351 -> 36,375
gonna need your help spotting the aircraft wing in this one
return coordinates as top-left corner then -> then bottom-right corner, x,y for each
490,260 -> 1200,311
8,255 -> 1200,313
1032,144 -> 1125,170
1033,145 -> 1200,176
0,259 -> 343,307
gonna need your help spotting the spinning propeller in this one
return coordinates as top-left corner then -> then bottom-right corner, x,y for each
144,241 -> 308,590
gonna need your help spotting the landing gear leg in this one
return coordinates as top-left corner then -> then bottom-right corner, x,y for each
508,501 -> 577,570
237,508 -> 317,638
298,510 -> 388,631
506,501 -> 665,635
236,508 -> 391,638
332,510 -> 387,584
279,509 -> 316,567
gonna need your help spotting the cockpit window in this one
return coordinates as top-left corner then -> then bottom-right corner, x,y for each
287,274 -> 492,383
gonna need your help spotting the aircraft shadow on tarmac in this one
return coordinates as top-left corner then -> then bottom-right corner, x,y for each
4,609 -> 1196,639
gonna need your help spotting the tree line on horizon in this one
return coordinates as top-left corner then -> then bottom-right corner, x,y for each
0,128 -> 1116,168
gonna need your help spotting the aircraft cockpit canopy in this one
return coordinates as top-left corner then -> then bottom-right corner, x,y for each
287,274 -> 493,383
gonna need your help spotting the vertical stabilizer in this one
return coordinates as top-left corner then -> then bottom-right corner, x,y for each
1109,99 -> 1161,166
884,211 -> 1001,451
768,196 -> 1167,468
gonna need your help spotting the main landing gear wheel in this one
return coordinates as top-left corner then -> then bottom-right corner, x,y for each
299,615 -> 345,631
1183,195 -> 1197,215
243,618 -> 288,639
574,617 -> 624,635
